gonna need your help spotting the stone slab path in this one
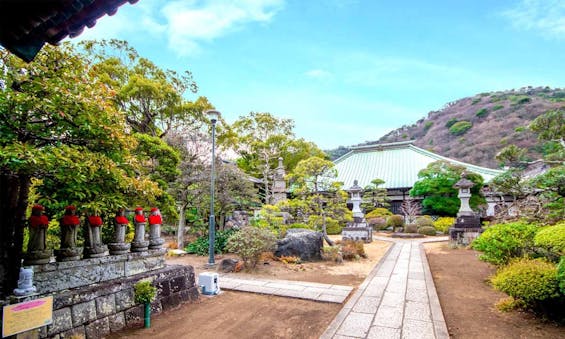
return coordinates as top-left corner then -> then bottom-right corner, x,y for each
321,236 -> 449,339
219,275 -> 354,303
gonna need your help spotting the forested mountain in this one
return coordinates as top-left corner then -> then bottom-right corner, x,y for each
327,87 -> 565,168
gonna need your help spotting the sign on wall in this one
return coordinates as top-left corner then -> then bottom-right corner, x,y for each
2,296 -> 53,338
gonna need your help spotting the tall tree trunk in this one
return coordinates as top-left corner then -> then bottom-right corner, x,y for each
177,202 -> 188,249
0,174 -> 30,298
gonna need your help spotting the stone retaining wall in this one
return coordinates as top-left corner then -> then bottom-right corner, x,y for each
1,265 -> 198,339
33,249 -> 167,294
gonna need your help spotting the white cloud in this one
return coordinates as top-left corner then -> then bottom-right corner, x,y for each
503,0 -> 565,37
305,69 -> 333,79
162,0 -> 284,55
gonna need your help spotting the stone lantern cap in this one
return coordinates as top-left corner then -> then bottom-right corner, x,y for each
348,180 -> 363,194
454,171 -> 475,189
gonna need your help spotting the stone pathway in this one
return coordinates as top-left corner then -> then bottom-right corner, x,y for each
321,236 -> 449,339
219,275 -> 354,303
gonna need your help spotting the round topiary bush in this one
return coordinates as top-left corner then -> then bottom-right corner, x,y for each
534,223 -> 565,258
471,221 -> 538,265
491,258 -> 559,304
433,217 -> 455,234
386,215 -> 405,231
367,217 -> 387,231
404,224 -> 418,233
325,219 -> 344,235
418,226 -> 437,236
415,216 -> 433,228
365,208 -> 392,219
226,227 -> 277,269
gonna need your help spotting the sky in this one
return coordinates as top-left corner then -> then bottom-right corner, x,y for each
75,0 -> 565,149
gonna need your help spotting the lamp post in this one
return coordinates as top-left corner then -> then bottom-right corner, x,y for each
205,109 -> 220,267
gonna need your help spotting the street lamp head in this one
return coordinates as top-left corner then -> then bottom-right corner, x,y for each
205,109 -> 221,124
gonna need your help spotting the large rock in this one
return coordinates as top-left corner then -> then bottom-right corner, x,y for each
275,229 -> 323,261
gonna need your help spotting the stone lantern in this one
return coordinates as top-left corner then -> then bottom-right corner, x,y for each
449,171 -> 482,246
342,179 -> 372,242
454,172 -> 475,217
348,180 -> 364,220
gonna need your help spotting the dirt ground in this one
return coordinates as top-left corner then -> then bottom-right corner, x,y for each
424,242 -> 565,339
109,239 -> 391,339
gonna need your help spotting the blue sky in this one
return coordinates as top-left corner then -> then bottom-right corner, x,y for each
75,0 -> 565,149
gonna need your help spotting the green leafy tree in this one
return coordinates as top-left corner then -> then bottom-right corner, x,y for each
410,161 -> 485,216
223,112 -> 294,202
362,178 -> 389,212
0,44 -> 159,297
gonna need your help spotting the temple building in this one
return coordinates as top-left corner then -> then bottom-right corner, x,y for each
333,141 -> 503,214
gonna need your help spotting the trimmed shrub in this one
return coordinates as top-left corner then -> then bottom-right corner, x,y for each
322,246 -> 342,263
367,217 -> 387,230
433,217 -> 455,234
404,224 -> 418,233
225,227 -> 277,269
471,221 -> 538,265
365,208 -> 392,219
185,228 -> 239,256
534,223 -> 565,258
386,215 -> 405,230
491,258 -> 559,304
445,118 -> 458,128
418,226 -> 437,236
341,239 -> 367,260
134,281 -> 157,304
492,104 -> 504,111
415,216 -> 433,228
449,121 -> 473,136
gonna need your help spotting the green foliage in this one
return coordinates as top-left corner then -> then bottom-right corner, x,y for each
534,223 -> 565,257
404,224 -> 418,233
386,215 -> 405,228
475,108 -> 488,117
134,280 -> 157,304
322,246 -> 342,262
289,156 -> 337,194
471,98 -> 481,105
557,257 -> 565,294
423,121 -> 434,131
185,229 -> 239,255
362,178 -> 389,211
410,161 -> 485,216
415,216 -> 433,228
445,118 -> 458,128
492,105 -> 504,111
225,227 -> 277,269
491,258 -> 559,304
449,121 -> 473,136
472,221 -> 539,265
418,226 -> 437,236
365,208 -> 392,219
433,217 -> 455,234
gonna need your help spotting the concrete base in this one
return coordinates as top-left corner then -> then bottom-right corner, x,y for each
342,226 -> 373,243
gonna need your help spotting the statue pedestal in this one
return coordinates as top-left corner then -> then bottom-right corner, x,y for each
449,215 -> 483,246
55,247 -> 82,262
109,242 -> 131,255
24,250 -> 53,265
84,244 -> 108,258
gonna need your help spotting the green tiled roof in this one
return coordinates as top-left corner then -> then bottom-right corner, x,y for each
334,141 -> 503,189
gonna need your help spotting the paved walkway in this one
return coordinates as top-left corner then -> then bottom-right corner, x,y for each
321,236 -> 449,339
219,275 -> 354,303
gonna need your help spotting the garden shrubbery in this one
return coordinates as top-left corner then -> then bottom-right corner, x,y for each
415,215 -> 433,228
433,217 -> 454,234
472,220 -> 565,318
225,227 -> 277,269
185,228 -> 238,256
365,208 -> 392,219
471,221 -> 538,265
491,258 -> 559,304
386,215 -> 405,231
418,226 -> 437,236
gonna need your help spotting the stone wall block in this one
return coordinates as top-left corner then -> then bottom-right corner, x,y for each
156,279 -> 171,297
60,325 -> 85,339
85,317 -> 110,339
95,294 -> 116,318
115,289 -> 134,311
108,312 -> 126,332
47,307 -> 73,336
124,256 -> 165,276
124,305 -> 143,327
170,276 -> 188,294
160,294 -> 181,312
187,286 -> 200,302
71,300 -> 96,326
